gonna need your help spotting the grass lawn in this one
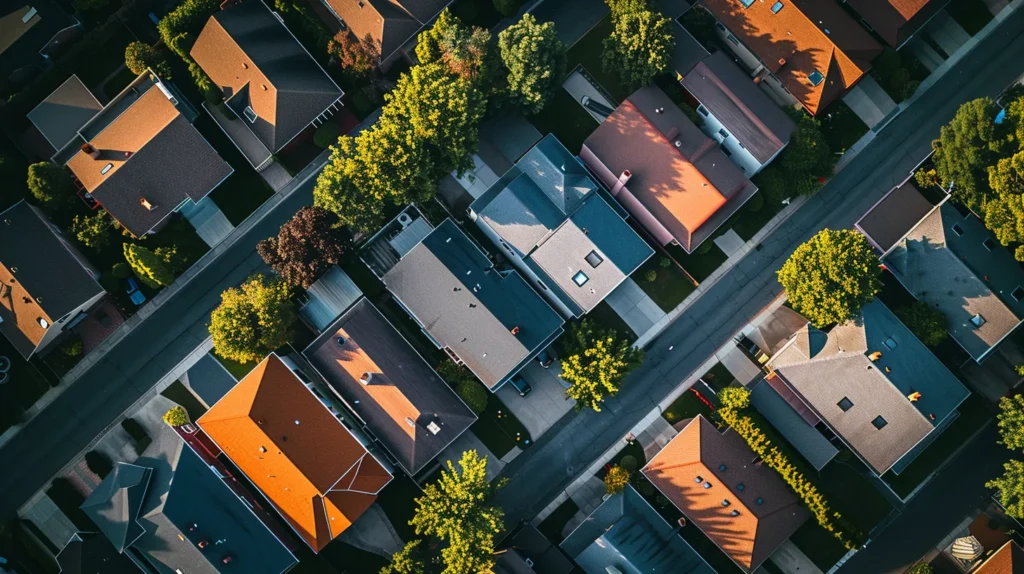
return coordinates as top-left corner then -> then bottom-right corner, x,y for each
75,22 -> 135,89
820,100 -> 869,155
661,388 -> 715,425
160,380 -> 209,421
527,90 -> 599,154
587,300 -> 637,340
882,394 -> 993,498
698,362 -> 735,391
632,256 -> 695,312
537,498 -> 579,543
597,439 -> 646,479
195,114 -> 275,226
471,394 -> 532,458
947,0 -> 994,35
0,336 -> 53,434
102,66 -> 136,100
212,354 -> 257,381
376,474 -> 421,542
730,197 -> 784,242
669,243 -> 727,283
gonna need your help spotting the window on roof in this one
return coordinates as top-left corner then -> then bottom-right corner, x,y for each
983,237 -> 996,251
740,0 -> 755,6
719,128 -> 730,139
572,271 -> 589,287
585,250 -> 604,268
100,163 -> 113,175
808,70 -> 825,86
838,397 -> 853,412
872,416 -> 888,430
971,313 -> 986,328
952,223 -> 965,236
1013,286 -> 1024,301
884,337 -> 898,350
243,105 -> 258,123
771,1 -> 784,13
727,34 -> 739,46
720,145 -> 733,157
715,21 -> 726,32
697,104 -> 709,117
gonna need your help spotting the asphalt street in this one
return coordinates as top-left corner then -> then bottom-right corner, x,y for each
0,174 -> 318,519
494,2 -> 1024,535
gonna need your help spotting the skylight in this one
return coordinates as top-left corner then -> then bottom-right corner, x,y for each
1013,286 -> 1024,301
971,314 -> 986,328
771,1 -> 784,13
572,271 -> 589,287
883,337 -> 898,350
838,397 -> 853,412
100,163 -> 113,175
243,105 -> 258,123
585,250 -> 603,268
808,70 -> 824,86
872,416 -> 888,430
952,223 -> 964,236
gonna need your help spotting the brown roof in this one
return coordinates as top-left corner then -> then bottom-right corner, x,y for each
583,85 -> 755,251
0,6 -> 40,56
642,416 -> 808,572
855,179 -> 935,252
303,298 -> 477,475
702,0 -> 882,115
976,540 -> 1024,574
321,0 -> 447,62
847,0 -> 946,47
0,201 -> 103,358
198,354 -> 392,552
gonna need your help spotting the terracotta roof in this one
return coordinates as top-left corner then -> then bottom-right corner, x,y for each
976,540 -> 1024,574
642,416 -> 808,572
0,201 -> 103,358
847,0 -> 945,47
198,354 -> 392,552
191,0 -> 342,152
583,85 -> 755,251
321,0 -> 447,62
702,0 -> 882,115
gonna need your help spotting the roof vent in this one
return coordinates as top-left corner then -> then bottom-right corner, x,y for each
336,336 -> 346,346
721,499 -> 730,507
259,446 -> 267,453
294,419 -> 300,425
360,372 -> 373,385
694,476 -> 704,483
778,58 -> 786,67
703,481 -> 712,489
140,198 -> 155,211
868,351 -> 882,361
756,497 -> 764,505
82,143 -> 100,159
427,421 -> 442,435
674,140 -> 682,148
198,539 -> 209,549
719,464 -> 726,471
970,314 -> 986,328
737,483 -> 745,491
730,509 -> 740,517
257,418 -> 265,425
222,555 -> 233,564
511,326 -> 520,336
38,318 -> 49,328
405,417 -> 416,427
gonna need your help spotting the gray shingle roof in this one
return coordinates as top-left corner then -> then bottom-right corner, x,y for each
27,74 -> 103,151
768,300 -> 970,474
750,379 -> 839,470
383,219 -> 565,389
80,463 -> 152,553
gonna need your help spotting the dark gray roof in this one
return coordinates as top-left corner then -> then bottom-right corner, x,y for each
769,299 -> 970,474
183,353 -> 238,409
80,463 -> 152,552
303,298 -> 477,475
28,75 -> 103,151
750,379 -> 838,470
383,219 -> 565,389
495,524 -> 574,574
884,198 -> 1024,361
519,135 -> 597,215
669,21 -> 708,77
477,114 -> 543,175
55,532 -> 137,574
856,180 -> 936,252
202,0 -> 342,151
561,486 -> 715,574
682,51 -> 796,164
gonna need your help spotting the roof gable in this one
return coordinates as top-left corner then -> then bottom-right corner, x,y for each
81,463 -> 153,553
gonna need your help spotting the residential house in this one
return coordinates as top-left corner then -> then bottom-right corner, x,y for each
560,485 -> 716,574
54,71 -> 233,238
192,0 -> 344,169
642,415 -> 809,573
318,0 -> 451,71
27,74 -> 102,155
766,299 -> 970,475
79,440 -> 297,573
0,0 -> 78,85
468,134 -> 654,319
494,524 -> 575,574
846,0 -> 950,48
55,532 -> 136,574
701,0 -> 883,115
198,354 -> 393,553
681,50 -> 796,174
0,200 -> 104,359
856,181 -> 1024,362
303,297 -> 477,476
581,84 -> 758,253
975,540 -> 1024,573
365,209 -> 565,391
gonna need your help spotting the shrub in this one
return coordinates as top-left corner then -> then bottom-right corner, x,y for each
27,162 -> 77,208
637,479 -> 655,496
124,243 -> 176,288
62,339 -> 83,357
645,269 -> 657,282
111,262 -> 132,279
84,451 -> 113,478
896,301 -> 948,347
695,240 -> 714,255
745,192 -> 765,213
620,455 -> 638,472
163,405 -> 190,427
328,31 -> 379,77
125,41 -> 171,78
438,360 -> 488,414
906,565 -> 934,574
1016,365 -> 1024,377
659,256 -> 671,268
70,211 -> 112,251
915,168 -> 940,189
313,122 -> 343,149
604,465 -> 630,494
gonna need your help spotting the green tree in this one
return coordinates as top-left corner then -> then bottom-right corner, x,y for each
604,465 -> 630,494
498,14 -> 566,115
416,9 -> 497,88
896,301 -> 948,347
905,565 -> 934,574
984,150 -> 1024,258
438,361 -> 488,414
328,31 -> 379,78
601,0 -> 675,93
780,114 -> 833,196
209,274 -> 295,364
27,162 -> 76,208
70,211 -> 112,251
124,41 -> 171,78
559,319 -> 643,412
163,405 -> 190,427
987,459 -> 1024,518
380,540 -> 428,574
257,206 -> 347,289
312,136 -> 391,232
933,97 -> 1011,210
411,450 -> 504,574
718,386 -> 751,412
997,395 -> 1024,450
777,229 -> 882,328
123,243 -> 175,288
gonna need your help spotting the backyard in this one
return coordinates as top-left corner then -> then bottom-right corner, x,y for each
470,394 -> 533,459
820,100 -> 869,155
632,255 -> 696,313
196,114 -> 276,226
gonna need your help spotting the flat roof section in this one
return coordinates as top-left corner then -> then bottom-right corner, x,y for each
28,74 -> 103,151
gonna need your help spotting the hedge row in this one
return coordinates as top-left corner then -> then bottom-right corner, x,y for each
157,0 -> 221,103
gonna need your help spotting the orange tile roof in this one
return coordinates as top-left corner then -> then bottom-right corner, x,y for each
642,416 -> 808,572
702,0 -> 882,115
66,86 -> 180,192
977,540 -> 1024,574
198,354 -> 392,552
847,0 -> 940,47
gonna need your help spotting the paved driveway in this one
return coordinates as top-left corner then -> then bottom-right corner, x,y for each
497,362 -> 575,439
843,76 -> 897,128
605,278 -> 666,337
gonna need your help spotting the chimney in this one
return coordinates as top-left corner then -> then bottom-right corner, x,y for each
868,351 -> 882,361
753,75 -> 763,85
610,169 -> 632,196
908,392 -> 921,402
198,540 -> 210,549
140,198 -> 155,211
222,555 -> 233,564
511,326 -> 520,336
360,372 -> 373,385
81,143 -> 100,160
124,151 -> 133,159
778,58 -> 786,67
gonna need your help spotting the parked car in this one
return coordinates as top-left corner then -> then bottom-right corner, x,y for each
509,375 -> 532,397
536,348 -> 556,369
126,278 -> 147,306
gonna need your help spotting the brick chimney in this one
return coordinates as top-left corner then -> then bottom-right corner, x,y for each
610,170 -> 631,196
81,143 -> 100,160
140,198 -> 155,211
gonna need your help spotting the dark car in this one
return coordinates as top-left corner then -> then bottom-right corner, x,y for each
536,348 -> 556,369
509,375 -> 532,397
